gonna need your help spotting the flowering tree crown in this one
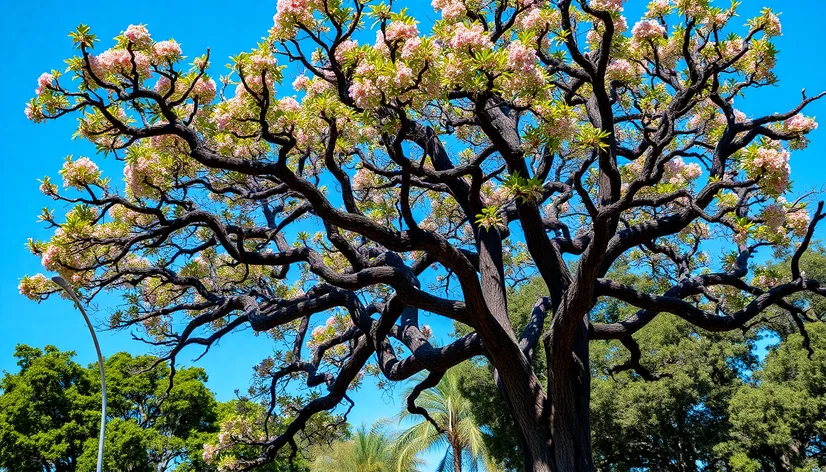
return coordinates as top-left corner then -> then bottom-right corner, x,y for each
21,0 -> 825,469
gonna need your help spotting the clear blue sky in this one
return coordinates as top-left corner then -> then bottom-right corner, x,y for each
1,0 -> 825,469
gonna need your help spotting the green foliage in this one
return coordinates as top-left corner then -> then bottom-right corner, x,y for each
310,424 -> 421,472
0,346 -> 218,471
715,324 -> 826,471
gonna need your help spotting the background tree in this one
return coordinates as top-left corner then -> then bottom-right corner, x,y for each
0,345 -> 96,472
0,346 -> 218,471
309,424 -> 422,472
396,368 -> 493,472
19,0 -> 826,470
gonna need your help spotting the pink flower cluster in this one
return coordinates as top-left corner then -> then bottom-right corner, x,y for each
632,19 -> 666,41
35,73 -> 54,95
401,36 -> 423,59
748,145 -> 791,195
124,150 -> 165,198
664,157 -> 702,186
41,245 -> 59,271
590,0 -> 624,13
192,77 -> 217,103
507,41 -> 538,73
761,203 -> 786,229
786,210 -> 811,237
306,315 -> 355,350
763,12 -> 782,36
18,274 -> 52,301
352,168 -> 373,190
334,39 -> 358,62
449,23 -> 492,50
646,0 -> 671,17
349,78 -> 381,109
272,0 -> 316,38
606,59 -> 638,82
152,40 -> 182,61
292,74 -> 310,91
90,48 -> 152,78
124,24 -> 152,48
432,0 -> 466,21
60,156 -> 101,189
385,21 -> 419,42
784,114 -> 818,134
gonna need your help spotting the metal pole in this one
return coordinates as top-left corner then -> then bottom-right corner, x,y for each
52,276 -> 106,472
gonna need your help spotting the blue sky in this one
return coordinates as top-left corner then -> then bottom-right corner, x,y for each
1,0 -> 825,469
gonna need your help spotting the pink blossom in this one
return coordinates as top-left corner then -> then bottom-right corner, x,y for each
394,64 -> 414,88
590,0 -> 624,13
401,36 -> 422,59
192,78 -> 217,102
124,24 -> 152,48
41,245 -> 59,271
432,0 -> 466,21
279,96 -> 301,113
646,0 -> 671,17
786,210 -> 811,237
606,59 -> 637,82
35,73 -> 54,95
632,19 -> 666,41
449,23 -> 492,50
349,79 -> 381,109
748,146 -> 791,195
334,39 -> 358,62
292,74 -> 310,91
385,21 -> 419,42
352,168 -> 372,190
152,40 -> 182,61
311,325 -> 325,339
516,7 -> 552,30
784,114 -> 818,134
761,203 -> 786,229
91,48 -> 152,78
507,41 -> 538,73
763,12 -> 782,36
60,156 -> 101,189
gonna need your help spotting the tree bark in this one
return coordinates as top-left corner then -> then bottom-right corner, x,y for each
451,441 -> 463,472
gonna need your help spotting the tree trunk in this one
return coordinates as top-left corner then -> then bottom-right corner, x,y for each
492,312 -> 594,472
547,315 -> 593,472
451,441 -> 463,472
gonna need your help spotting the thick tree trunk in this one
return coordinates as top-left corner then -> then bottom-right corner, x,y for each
493,313 -> 594,472
547,315 -> 593,472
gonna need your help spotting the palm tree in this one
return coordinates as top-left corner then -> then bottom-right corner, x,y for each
395,369 -> 496,472
310,423 -> 423,472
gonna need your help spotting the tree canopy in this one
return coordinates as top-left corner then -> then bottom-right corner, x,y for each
18,0 -> 826,470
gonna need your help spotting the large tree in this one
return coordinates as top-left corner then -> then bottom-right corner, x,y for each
19,0 -> 826,470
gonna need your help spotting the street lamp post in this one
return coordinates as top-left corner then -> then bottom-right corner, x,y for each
52,276 -> 106,472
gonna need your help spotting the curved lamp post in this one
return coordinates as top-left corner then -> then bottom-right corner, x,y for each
52,276 -> 106,472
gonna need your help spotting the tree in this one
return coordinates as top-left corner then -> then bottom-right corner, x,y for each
309,424 -> 422,472
19,0 -> 826,470
0,346 -> 219,471
396,368 -> 493,472
0,345 -> 96,471
715,324 -> 826,472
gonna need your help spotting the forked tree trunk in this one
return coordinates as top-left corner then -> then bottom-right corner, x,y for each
494,315 -> 594,472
